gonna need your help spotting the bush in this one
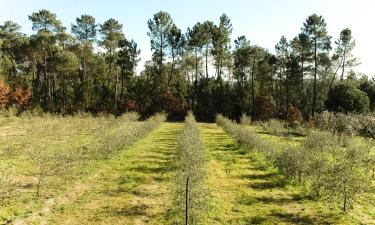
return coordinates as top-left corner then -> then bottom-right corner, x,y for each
321,139 -> 372,212
118,111 -> 140,121
0,79 -> 10,109
287,106 -> 303,127
358,115 -> 375,139
326,82 -> 370,113
216,114 -> 274,154
315,111 -> 363,137
240,113 -> 251,125
10,86 -> 31,110
261,119 -> 287,136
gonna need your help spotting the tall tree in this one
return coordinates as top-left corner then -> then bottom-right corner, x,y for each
28,9 -> 62,107
187,23 -> 206,111
211,14 -> 232,80
302,14 -> 331,117
330,28 -> 357,88
72,15 -> 97,108
167,23 -> 185,87
290,33 -> 312,113
147,11 -> 173,89
117,38 -> 140,104
234,36 -> 251,87
0,21 -> 28,84
99,18 -> 124,111
275,36 -> 291,114
201,21 -> 214,78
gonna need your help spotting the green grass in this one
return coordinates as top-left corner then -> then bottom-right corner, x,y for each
9,122 -> 183,225
200,123 -> 375,225
1,119 -> 374,224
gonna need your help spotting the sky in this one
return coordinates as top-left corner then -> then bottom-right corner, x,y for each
0,0 -> 374,77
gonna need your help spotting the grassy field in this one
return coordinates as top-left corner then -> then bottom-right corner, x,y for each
1,118 -> 374,224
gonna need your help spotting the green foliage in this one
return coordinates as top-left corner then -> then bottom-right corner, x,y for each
261,119 -> 287,136
1,112 -> 165,199
358,115 -> 375,139
326,82 -> 370,113
315,111 -> 374,137
322,140 -> 372,212
172,112 -> 207,224
217,114 -> 374,213
1,10 -> 375,120
239,113 -> 251,125
0,164 -> 17,201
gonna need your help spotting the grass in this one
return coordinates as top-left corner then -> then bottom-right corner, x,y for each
1,117 -> 374,224
200,122 -> 375,225
37,122 -> 182,225
0,114 -> 165,224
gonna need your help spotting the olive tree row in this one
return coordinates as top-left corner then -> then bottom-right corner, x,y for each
315,111 -> 375,138
20,113 -> 165,197
172,112 -> 207,225
216,114 -> 374,212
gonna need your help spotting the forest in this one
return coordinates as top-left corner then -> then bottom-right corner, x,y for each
0,10 -> 374,120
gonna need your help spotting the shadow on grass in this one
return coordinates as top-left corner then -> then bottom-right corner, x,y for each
270,211 -> 314,225
237,193 -> 303,206
249,178 -> 288,190
240,172 -> 277,180
105,204 -> 148,217
129,164 -> 171,174
244,216 -> 270,225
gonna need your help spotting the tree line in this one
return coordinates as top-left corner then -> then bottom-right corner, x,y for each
0,10 -> 374,120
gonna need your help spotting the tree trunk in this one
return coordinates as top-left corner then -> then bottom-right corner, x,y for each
205,44 -> 209,78
340,45 -> 347,81
251,58 -> 256,118
185,177 -> 189,225
114,69 -> 119,114
312,38 -> 317,117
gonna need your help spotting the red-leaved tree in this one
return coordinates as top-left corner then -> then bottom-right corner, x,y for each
0,80 -> 10,109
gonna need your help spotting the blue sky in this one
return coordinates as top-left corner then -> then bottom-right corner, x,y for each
0,0 -> 374,77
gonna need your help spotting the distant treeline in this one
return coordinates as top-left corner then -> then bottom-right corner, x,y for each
0,10 -> 374,120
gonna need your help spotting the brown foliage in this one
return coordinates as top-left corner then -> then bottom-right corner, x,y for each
159,91 -> 185,116
10,86 -> 32,109
287,105 -> 303,127
125,99 -> 139,112
0,80 -> 10,109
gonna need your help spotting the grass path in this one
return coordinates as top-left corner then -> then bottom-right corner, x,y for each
16,122 -> 183,225
200,123 -> 338,225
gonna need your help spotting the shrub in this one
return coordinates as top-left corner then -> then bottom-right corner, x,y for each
358,115 -> 375,139
216,114 -> 274,154
326,82 -> 370,113
261,119 -> 287,136
240,113 -> 251,125
315,111 -> 361,137
10,86 -> 31,110
118,111 -> 140,121
287,106 -> 303,128
321,139 -> 372,212
0,79 -> 10,109
273,145 -> 316,185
